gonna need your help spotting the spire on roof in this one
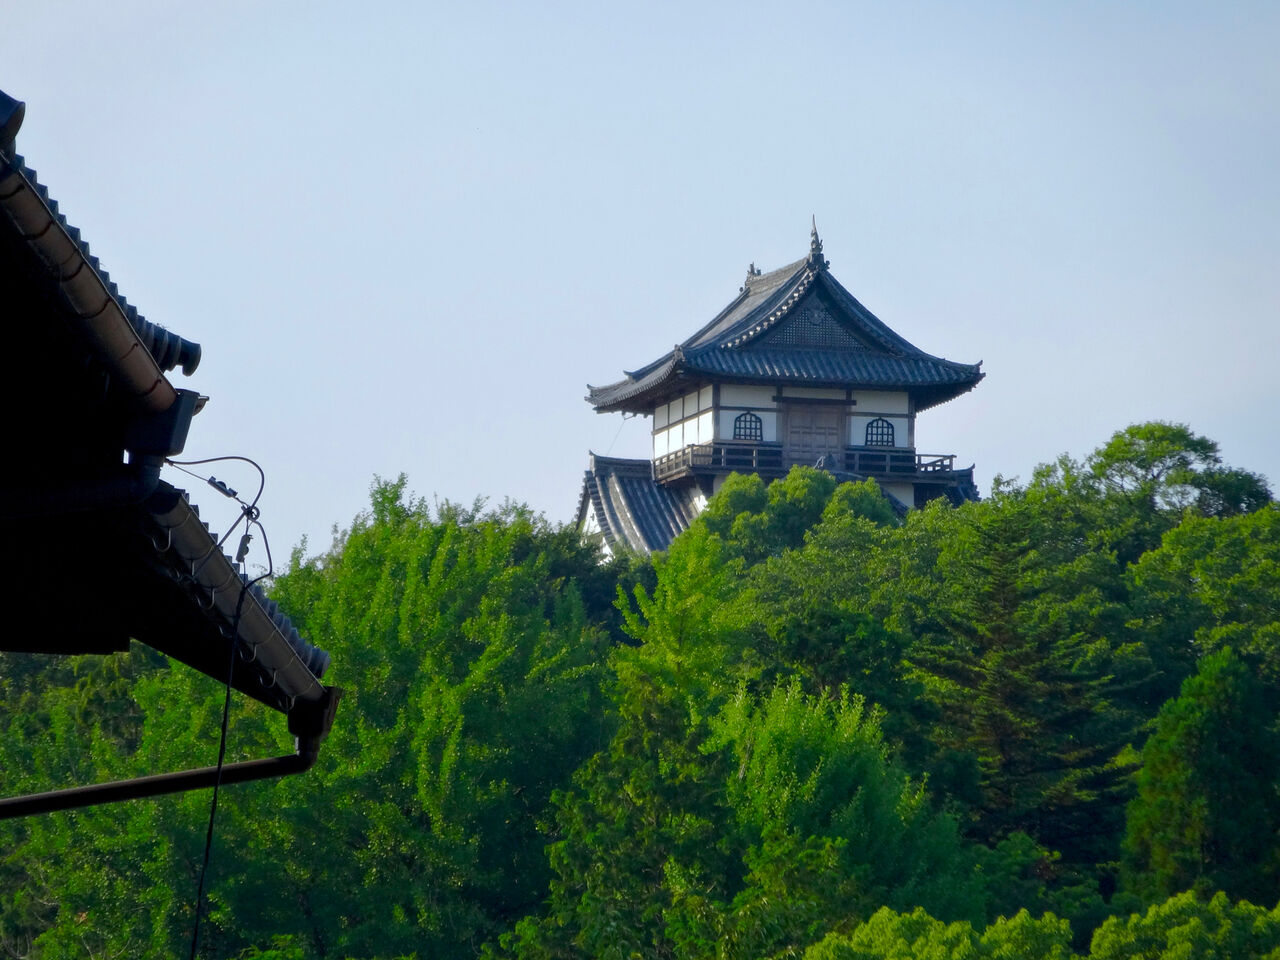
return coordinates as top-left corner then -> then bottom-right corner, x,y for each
808,216 -> 827,270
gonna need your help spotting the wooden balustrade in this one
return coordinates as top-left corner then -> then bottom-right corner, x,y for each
653,443 -> 957,483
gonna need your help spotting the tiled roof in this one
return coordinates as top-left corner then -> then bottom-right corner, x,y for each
0,153 -> 202,379
576,454 -> 702,555
588,243 -> 983,413
0,88 -> 331,719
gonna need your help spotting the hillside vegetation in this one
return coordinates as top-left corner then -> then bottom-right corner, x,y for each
3,422 -> 1279,960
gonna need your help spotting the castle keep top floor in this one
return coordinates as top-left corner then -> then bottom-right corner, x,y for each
588,232 -> 983,419
578,228 -> 984,555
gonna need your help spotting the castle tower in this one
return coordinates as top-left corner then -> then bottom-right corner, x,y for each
578,226 -> 983,555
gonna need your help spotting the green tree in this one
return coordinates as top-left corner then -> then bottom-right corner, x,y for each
1123,649 -> 1280,904
1085,422 -> 1270,566
1129,505 -> 1280,684
802,906 -> 1075,960
1088,891 -> 1280,960
0,479 -> 614,959
504,679 -> 1014,960
903,493 -> 1135,868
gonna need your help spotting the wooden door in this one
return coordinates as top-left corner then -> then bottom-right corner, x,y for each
784,404 -> 844,467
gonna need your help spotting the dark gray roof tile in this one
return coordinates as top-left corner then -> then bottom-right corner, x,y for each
577,454 -> 701,554
588,247 -> 983,414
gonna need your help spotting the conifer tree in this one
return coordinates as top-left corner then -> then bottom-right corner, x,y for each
1124,648 -> 1280,904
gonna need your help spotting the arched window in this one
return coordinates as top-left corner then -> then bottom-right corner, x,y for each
865,418 -> 894,446
733,411 -> 763,441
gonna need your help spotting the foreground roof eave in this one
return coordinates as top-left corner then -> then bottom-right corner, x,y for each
0,103 -> 201,412
145,483 -> 330,710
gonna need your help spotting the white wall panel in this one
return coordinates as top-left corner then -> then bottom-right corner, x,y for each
852,390 -> 909,414
850,415 -> 910,447
883,482 -> 915,505
720,384 -> 776,407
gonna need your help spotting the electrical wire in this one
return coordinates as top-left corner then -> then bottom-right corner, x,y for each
603,411 -> 635,456
169,457 -> 273,960
167,456 -> 266,548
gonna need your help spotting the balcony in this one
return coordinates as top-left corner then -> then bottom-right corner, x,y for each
653,442 -> 959,484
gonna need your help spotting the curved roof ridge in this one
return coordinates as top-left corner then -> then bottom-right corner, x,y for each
585,240 -> 984,414
716,265 -> 819,349
684,256 -> 808,350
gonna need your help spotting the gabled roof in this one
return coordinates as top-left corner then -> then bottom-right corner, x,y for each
587,228 -> 983,414
576,454 -> 702,555
0,88 -> 334,732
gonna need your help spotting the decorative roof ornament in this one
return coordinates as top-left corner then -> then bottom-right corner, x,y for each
0,90 -> 24,156
741,262 -> 763,292
808,215 -> 828,270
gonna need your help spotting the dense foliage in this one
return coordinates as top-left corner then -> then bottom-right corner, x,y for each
2,423 -> 1278,959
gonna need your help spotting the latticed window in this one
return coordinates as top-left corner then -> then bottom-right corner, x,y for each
865,418 -> 894,446
733,411 -> 763,441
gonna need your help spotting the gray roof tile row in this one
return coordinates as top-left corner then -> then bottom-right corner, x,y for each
588,247 -> 983,413
577,454 -> 702,555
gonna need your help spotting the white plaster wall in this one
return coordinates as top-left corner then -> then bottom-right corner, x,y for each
851,390 -> 909,414
720,384 -> 776,407
882,482 -> 915,506
718,409 -> 778,442
759,411 -> 778,442
654,389 -> 715,452
697,411 -> 714,443
655,421 -> 694,455
850,414 -> 910,448
718,410 -> 741,440
582,502 -> 602,536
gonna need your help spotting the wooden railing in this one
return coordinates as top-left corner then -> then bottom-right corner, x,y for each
653,443 -> 957,483
842,449 -> 956,476
654,443 -> 786,481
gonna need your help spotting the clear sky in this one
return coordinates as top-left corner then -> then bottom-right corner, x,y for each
7,1 -> 1278,561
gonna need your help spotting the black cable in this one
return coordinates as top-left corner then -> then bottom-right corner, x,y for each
167,457 -> 266,551
188,582 -> 247,960
189,549 -> 277,959
174,457 -> 272,960
168,455 -> 266,501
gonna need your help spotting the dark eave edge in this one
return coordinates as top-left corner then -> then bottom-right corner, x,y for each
0,152 -> 189,412
151,489 -> 328,708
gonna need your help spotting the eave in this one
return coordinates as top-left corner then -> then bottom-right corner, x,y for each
587,243 -> 983,415
0,89 -> 338,815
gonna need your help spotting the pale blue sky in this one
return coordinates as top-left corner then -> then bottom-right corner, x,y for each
7,1 -> 1278,559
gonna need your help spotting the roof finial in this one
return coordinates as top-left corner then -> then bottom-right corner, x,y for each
808,215 -> 827,269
